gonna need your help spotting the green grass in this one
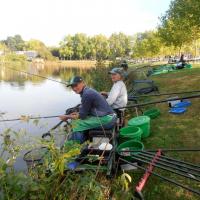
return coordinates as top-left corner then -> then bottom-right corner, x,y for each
123,66 -> 200,200
1,63 -> 200,200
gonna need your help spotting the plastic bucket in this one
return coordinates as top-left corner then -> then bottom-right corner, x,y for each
185,64 -> 192,69
119,126 -> 143,143
143,108 -> 160,119
117,140 -> 144,160
128,116 -> 150,138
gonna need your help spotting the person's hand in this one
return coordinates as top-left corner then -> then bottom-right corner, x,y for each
59,115 -> 70,121
101,91 -> 108,97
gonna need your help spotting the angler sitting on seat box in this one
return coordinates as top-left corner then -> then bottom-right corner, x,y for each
101,67 -> 128,110
101,68 -> 127,127
59,76 -> 116,144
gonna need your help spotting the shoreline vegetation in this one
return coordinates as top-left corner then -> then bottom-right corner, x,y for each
44,60 -> 97,68
0,65 -> 199,200
0,0 -> 200,199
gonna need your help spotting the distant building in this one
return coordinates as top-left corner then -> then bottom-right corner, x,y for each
15,51 -> 38,61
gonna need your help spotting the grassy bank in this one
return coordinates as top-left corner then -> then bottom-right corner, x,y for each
125,66 -> 200,200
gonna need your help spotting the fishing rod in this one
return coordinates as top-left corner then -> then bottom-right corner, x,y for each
2,66 -> 67,85
0,104 -> 81,123
129,89 -> 200,99
118,148 -> 200,152
137,152 -> 200,173
0,115 -> 60,122
120,93 -> 200,110
118,149 -> 200,170
41,104 -> 80,138
140,151 -> 200,170
0,113 -> 78,123
130,154 -> 200,181
119,157 -> 200,196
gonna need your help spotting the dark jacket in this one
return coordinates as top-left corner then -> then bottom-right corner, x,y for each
79,87 -> 114,119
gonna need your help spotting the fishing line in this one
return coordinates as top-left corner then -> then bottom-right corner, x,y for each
1,65 -> 67,85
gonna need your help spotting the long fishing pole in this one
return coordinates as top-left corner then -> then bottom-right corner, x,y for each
119,158 -> 200,196
132,154 -> 200,179
118,149 -> 200,152
41,104 -> 80,138
2,66 -> 67,85
0,103 -> 81,123
129,155 -> 200,182
142,151 -> 200,169
137,152 -> 200,173
129,89 -> 200,98
118,149 -> 200,169
0,115 -> 60,122
120,93 -> 200,110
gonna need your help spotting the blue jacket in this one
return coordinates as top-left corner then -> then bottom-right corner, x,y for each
79,87 -> 114,119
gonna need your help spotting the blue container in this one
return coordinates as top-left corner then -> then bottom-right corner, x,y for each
67,161 -> 79,170
173,100 -> 191,108
169,107 -> 186,114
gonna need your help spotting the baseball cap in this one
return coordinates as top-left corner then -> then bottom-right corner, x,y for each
109,67 -> 124,76
67,76 -> 83,87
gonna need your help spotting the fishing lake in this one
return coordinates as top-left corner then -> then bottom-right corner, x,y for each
0,63 -> 95,170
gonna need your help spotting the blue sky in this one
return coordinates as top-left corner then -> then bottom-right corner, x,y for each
0,0 -> 172,46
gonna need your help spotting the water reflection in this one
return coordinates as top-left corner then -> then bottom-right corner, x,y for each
0,62 -> 94,86
0,62 -> 113,170
0,63 -> 97,140
0,63 -> 97,170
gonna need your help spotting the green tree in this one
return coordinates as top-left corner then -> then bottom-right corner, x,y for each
91,34 -> 110,60
25,39 -> 54,60
132,31 -> 162,58
59,35 -> 74,60
158,0 -> 200,52
168,0 -> 200,31
59,33 -> 90,60
72,33 -> 88,59
109,33 -> 132,59
3,35 -> 25,51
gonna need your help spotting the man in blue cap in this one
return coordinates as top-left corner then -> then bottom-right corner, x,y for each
59,76 -> 116,143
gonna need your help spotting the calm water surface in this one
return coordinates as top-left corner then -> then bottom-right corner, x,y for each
0,63 -> 93,170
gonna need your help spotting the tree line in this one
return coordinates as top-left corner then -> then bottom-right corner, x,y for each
0,35 -> 54,60
1,0 -> 200,61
